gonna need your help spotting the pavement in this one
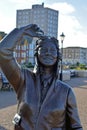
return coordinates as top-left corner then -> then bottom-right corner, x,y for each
0,77 -> 87,130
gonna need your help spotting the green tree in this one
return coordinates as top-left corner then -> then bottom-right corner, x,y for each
21,62 -> 34,69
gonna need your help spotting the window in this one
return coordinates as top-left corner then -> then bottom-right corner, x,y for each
21,52 -> 26,58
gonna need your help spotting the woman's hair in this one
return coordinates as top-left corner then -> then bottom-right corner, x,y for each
33,36 -> 61,79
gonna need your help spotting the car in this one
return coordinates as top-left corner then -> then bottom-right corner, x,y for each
0,72 -> 12,90
70,69 -> 76,77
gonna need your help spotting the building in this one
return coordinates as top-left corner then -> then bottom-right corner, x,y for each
63,47 -> 87,65
16,3 -> 59,64
16,3 -> 58,38
13,36 -> 34,64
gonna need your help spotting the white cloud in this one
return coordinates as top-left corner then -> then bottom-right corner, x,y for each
0,1 -> 87,47
0,13 -> 14,33
0,0 -> 43,33
45,2 -> 87,47
46,2 -> 75,14
0,8 -> 16,33
9,0 -> 38,4
8,0 -> 42,8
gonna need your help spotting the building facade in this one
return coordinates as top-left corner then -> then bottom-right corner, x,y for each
16,3 -> 59,64
14,38 -> 35,64
16,3 -> 58,38
63,47 -> 87,65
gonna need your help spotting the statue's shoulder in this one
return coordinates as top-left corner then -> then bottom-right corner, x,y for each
55,79 -> 72,91
22,68 -> 35,78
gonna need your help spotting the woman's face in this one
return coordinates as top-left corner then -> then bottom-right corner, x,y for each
37,42 -> 57,67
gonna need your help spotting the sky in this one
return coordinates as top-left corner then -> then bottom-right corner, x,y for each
0,0 -> 87,48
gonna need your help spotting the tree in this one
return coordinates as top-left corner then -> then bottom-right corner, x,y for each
21,62 -> 34,69
0,32 -> 7,41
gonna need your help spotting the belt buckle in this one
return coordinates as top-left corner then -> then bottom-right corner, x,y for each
12,113 -> 21,126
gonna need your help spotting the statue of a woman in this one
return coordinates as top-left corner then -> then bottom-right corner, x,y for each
0,24 -> 83,130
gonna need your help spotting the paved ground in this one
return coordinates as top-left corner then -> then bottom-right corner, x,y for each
0,77 -> 87,130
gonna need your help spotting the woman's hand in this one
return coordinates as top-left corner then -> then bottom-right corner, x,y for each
20,24 -> 44,37
16,24 -> 44,44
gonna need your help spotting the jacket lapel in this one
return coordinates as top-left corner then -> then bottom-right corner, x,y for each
36,75 -> 41,104
41,79 -> 58,109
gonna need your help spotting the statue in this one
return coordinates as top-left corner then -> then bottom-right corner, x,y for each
0,24 -> 83,130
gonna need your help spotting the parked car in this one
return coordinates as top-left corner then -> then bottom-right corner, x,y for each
70,69 -> 76,77
0,72 -> 12,90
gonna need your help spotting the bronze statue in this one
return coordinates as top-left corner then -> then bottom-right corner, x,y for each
0,24 -> 83,130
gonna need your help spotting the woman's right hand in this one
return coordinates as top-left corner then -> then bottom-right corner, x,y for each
16,24 -> 44,43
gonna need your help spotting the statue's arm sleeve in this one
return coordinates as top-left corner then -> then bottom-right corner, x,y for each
0,28 -> 24,92
66,87 -> 83,130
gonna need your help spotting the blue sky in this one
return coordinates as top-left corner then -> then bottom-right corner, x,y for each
0,0 -> 87,48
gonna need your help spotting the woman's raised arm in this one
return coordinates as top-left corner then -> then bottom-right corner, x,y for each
0,24 -> 44,92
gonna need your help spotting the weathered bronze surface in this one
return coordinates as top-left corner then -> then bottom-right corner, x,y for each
0,24 -> 83,130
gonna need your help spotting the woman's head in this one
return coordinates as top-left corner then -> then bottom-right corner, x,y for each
37,40 -> 58,67
34,36 -> 61,77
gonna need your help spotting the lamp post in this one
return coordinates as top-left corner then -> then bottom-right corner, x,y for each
60,32 -> 65,81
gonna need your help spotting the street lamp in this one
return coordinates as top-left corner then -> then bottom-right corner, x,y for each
60,32 -> 65,81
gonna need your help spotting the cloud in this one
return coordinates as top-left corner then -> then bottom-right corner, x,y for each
45,3 -> 79,32
0,11 -> 16,33
0,1 -> 87,47
46,2 -> 75,14
45,2 -> 87,47
8,0 -> 42,8
9,0 -> 37,4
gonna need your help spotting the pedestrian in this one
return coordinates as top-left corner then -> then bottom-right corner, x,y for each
0,24 -> 83,130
